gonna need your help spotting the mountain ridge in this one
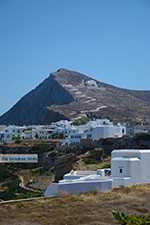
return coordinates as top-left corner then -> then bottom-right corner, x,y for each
0,68 -> 150,125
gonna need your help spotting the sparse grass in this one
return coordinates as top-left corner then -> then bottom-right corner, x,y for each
31,167 -> 43,175
1,183 -> 150,224
16,202 -> 24,208
83,158 -> 101,164
134,207 -> 149,213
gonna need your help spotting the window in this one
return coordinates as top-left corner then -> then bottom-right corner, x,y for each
87,134 -> 92,139
119,168 -> 123,173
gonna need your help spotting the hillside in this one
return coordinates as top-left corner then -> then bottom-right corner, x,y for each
0,184 -> 150,225
0,68 -> 150,125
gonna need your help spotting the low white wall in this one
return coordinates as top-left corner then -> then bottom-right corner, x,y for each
58,179 -> 113,195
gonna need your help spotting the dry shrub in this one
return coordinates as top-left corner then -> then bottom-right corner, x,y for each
134,207 -> 149,213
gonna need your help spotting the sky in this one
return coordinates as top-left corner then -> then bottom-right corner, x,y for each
0,0 -> 150,116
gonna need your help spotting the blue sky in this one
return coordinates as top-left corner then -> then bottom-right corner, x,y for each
0,0 -> 150,116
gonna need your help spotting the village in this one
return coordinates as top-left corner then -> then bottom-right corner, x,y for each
0,117 -> 150,145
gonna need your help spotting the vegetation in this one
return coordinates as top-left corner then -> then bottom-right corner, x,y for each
106,115 -> 113,122
101,163 -> 111,169
101,137 -> 114,145
112,210 -> 150,225
0,164 -> 11,182
76,111 -> 81,114
29,144 -> 56,152
135,133 -> 150,142
34,132 -> 39,139
49,132 -> 65,139
48,152 -> 58,161
12,135 -> 21,140
102,152 -> 109,159
83,158 -> 101,164
0,184 -> 150,224
3,142 -> 7,145
31,167 -> 44,175
15,192 -> 43,200
86,112 -> 103,120
12,135 -> 22,143
59,132 -> 65,139
72,118 -> 90,126
0,177 -> 20,200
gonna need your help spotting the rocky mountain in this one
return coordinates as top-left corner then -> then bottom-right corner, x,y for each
0,68 -> 150,125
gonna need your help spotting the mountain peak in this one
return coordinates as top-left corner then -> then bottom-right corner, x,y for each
0,69 -> 150,125
56,68 -> 69,72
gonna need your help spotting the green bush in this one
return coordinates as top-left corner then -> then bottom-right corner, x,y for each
12,135 -> 21,140
48,152 -> 58,161
101,138 -> 114,145
102,152 -> 108,159
0,164 -> 11,182
135,133 -> 150,142
101,164 -> 111,169
15,139 -> 22,144
112,210 -> 150,225
83,158 -> 101,164
72,118 -> 90,126
59,132 -> 65,139
48,145 -> 56,151
15,192 -> 43,199
106,115 -> 113,122
31,167 -> 43,175
3,142 -> 7,145
0,177 -> 21,200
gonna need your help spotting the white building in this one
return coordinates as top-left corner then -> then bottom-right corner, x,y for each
45,149 -> 150,196
31,126 -> 51,139
0,125 -> 23,143
85,80 -> 98,87
0,132 -> 13,143
61,123 -> 126,146
87,125 -> 126,140
127,125 -> 149,138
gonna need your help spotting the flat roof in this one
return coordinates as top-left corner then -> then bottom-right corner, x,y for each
112,149 -> 150,153
113,149 -> 150,153
112,157 -> 140,161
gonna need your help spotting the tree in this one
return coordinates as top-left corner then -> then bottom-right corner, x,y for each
35,132 -> 39,139
59,132 -> 65,139
106,115 -> 113,122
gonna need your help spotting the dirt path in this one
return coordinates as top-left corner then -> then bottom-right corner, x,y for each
18,175 -> 41,193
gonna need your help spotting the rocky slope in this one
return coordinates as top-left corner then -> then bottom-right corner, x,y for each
0,68 -> 150,125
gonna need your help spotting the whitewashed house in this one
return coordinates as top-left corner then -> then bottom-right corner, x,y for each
45,149 -> 150,196
61,126 -> 88,146
60,120 -> 126,146
87,125 -> 126,140
32,126 -> 50,139
0,132 -> 13,143
0,125 -> 23,142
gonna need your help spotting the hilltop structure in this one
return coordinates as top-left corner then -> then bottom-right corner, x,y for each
45,149 -> 150,196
